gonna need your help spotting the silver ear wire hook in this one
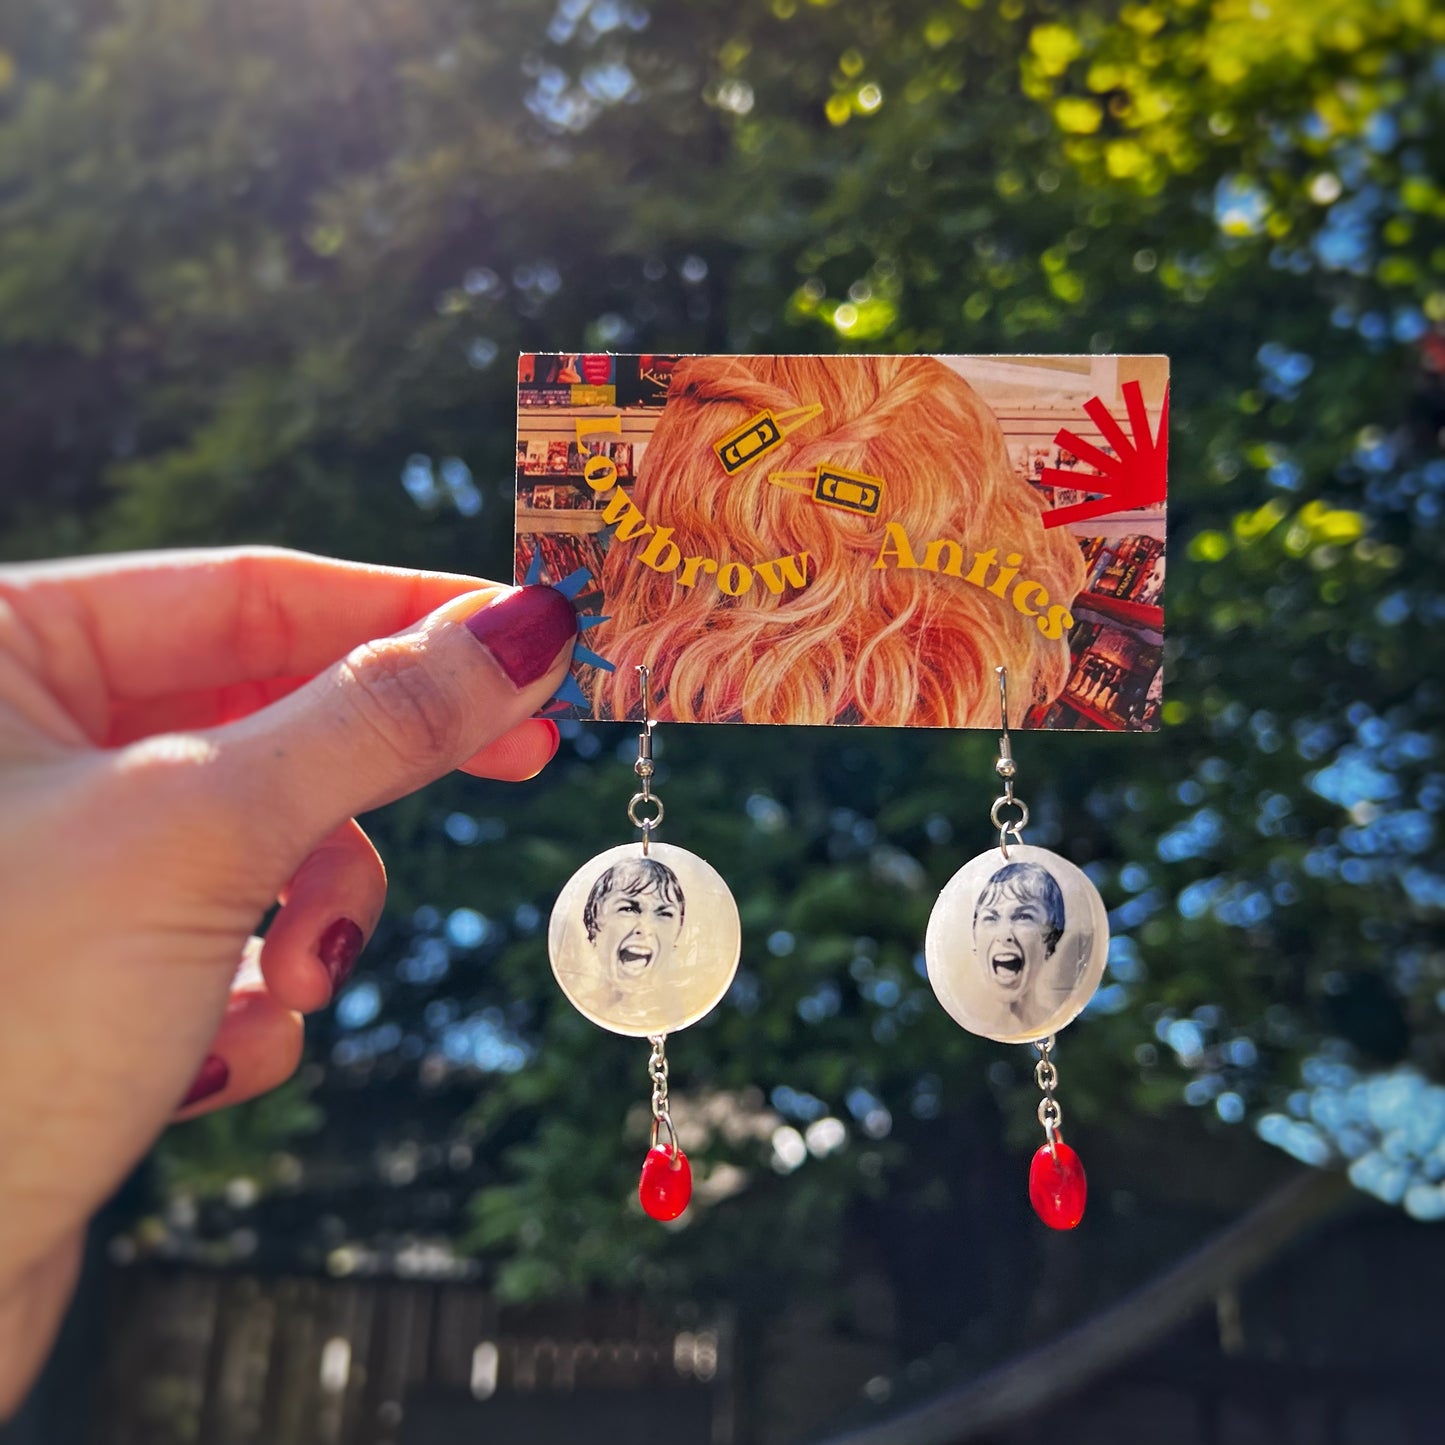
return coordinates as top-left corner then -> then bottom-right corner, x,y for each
638,663 -> 655,734
989,665 -> 1030,858
628,664 -> 664,852
996,665 -> 1014,774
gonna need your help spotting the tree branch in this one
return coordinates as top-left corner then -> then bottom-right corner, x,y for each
814,1167 -> 1355,1445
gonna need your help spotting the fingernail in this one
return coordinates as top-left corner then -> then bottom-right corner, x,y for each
540,717 -> 561,762
319,917 -> 365,994
464,586 -> 577,689
181,1054 -> 229,1108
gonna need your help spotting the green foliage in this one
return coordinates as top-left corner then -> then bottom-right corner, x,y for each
2,0 -> 1442,1366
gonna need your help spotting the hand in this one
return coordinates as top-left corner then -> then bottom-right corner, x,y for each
0,547 -> 577,1412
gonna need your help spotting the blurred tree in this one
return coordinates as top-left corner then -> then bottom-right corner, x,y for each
1,0 -> 1443,1421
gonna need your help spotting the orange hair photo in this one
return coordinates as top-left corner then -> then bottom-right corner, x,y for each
515,353 -> 1168,731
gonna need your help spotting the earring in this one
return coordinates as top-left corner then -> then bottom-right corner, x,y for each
924,666 -> 1109,1230
547,665 -> 741,1221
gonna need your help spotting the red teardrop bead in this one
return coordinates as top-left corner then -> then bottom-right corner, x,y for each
639,1145 -> 692,1221
1029,1137 -> 1086,1230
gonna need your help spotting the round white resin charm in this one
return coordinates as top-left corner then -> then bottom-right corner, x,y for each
924,843 -> 1109,1044
548,842 -> 741,1037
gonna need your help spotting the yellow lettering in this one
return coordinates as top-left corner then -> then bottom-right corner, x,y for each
601,489 -> 653,542
583,455 -> 618,493
964,548 -> 997,585
1037,603 -> 1074,641
638,526 -> 682,574
872,522 -> 921,570
679,556 -> 717,587
856,522 -> 1068,636
1012,580 -> 1048,618
986,551 -> 1024,598
754,552 -> 812,594
717,562 -> 753,596
921,539 -> 965,576
574,414 -> 622,448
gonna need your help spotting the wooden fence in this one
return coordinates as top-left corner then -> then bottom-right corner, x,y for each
93,1268 -> 730,1445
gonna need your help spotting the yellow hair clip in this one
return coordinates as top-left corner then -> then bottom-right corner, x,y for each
712,402 -> 824,474
767,463 -> 885,516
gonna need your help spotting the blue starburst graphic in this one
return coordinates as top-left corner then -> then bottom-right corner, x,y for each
523,547 -> 616,712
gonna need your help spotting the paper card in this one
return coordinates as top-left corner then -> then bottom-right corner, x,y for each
515,354 -> 1168,731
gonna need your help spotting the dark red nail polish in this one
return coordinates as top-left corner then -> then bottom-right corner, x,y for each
181,1054 -> 229,1108
464,586 -> 577,689
540,717 -> 561,761
319,917 -> 365,994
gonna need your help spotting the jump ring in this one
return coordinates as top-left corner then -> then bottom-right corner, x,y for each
990,796 -> 1030,832
650,1113 -> 678,1156
628,793 -> 665,831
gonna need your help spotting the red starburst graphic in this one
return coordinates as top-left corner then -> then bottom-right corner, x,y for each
1040,380 -> 1169,529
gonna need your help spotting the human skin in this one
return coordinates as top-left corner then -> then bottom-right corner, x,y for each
592,877 -> 684,981
975,888 -> 1053,1010
0,547 -> 577,1415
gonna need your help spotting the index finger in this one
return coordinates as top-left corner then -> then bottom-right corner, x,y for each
1,546 -> 508,716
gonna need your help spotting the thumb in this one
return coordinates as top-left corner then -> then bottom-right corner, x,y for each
216,583 -> 577,850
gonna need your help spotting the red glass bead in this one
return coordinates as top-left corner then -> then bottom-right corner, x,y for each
639,1144 -> 692,1221
1029,1137 -> 1086,1230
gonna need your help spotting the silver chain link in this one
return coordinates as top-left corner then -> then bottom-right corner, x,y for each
648,1033 -> 677,1155
1034,1034 -> 1062,1157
